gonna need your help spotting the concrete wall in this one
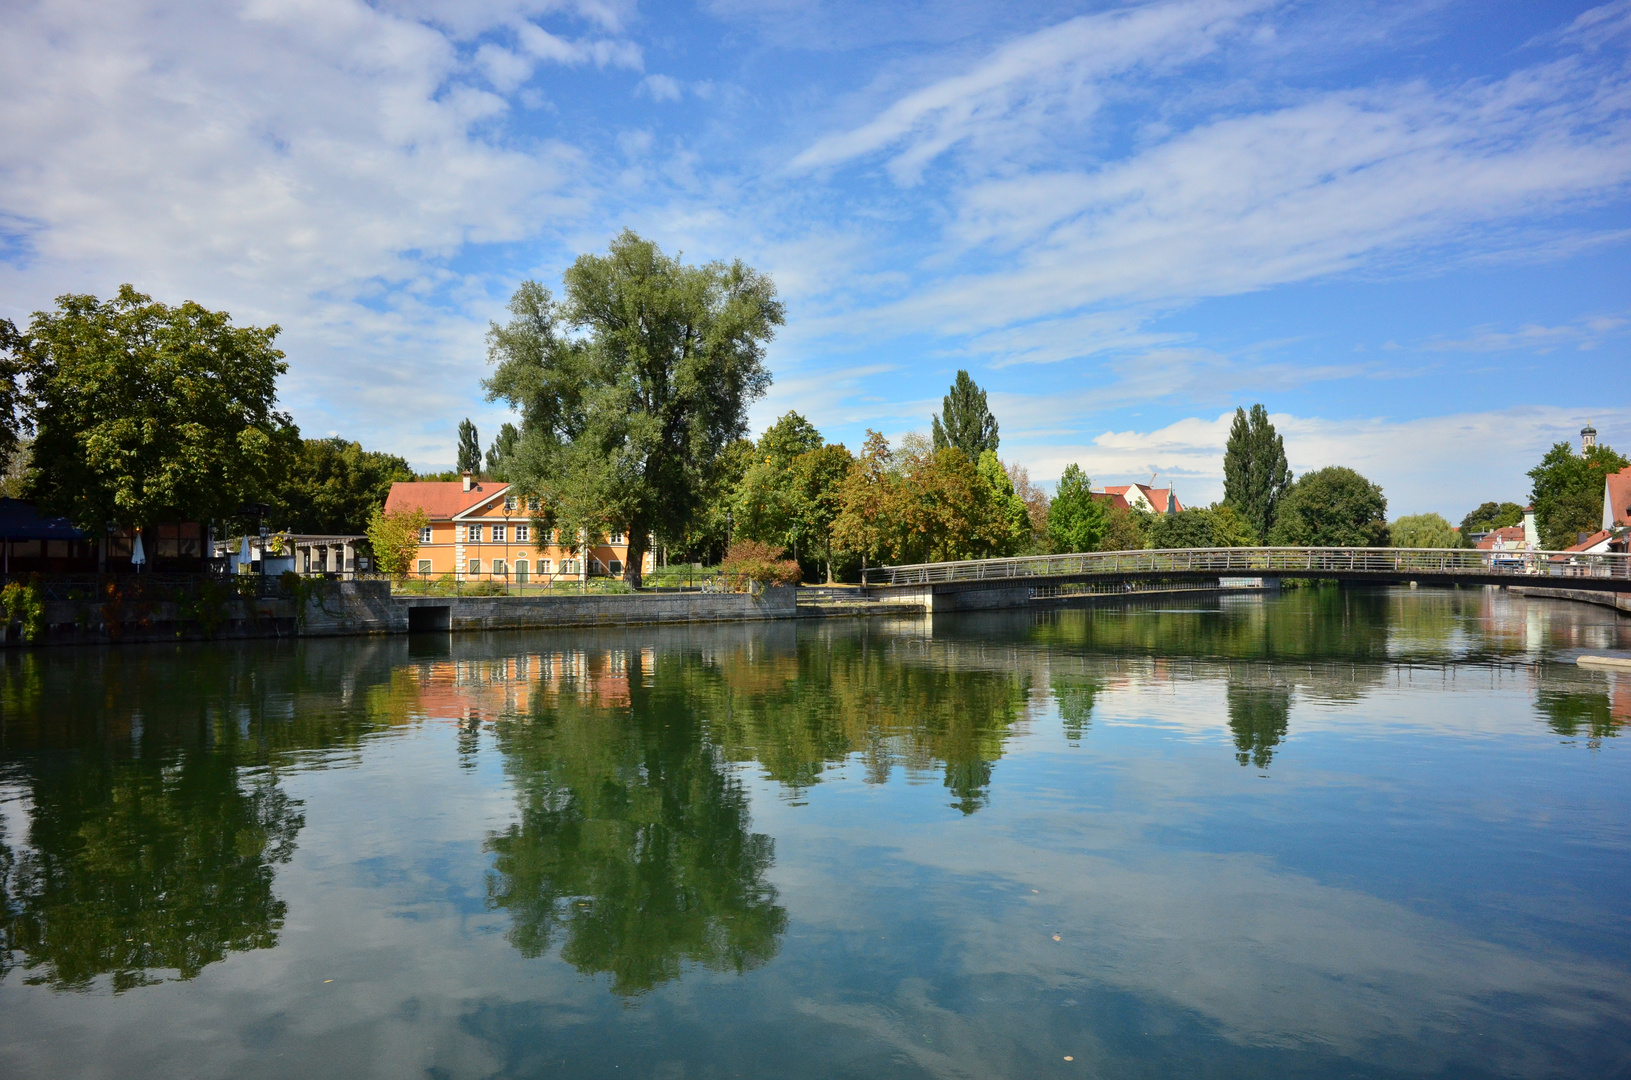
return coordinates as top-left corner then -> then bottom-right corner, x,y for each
1511,586 -> 1631,616
394,586 -> 796,632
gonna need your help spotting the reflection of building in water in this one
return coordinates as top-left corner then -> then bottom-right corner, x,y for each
396,647 -> 655,721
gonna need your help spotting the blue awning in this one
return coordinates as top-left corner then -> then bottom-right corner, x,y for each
0,498 -> 90,541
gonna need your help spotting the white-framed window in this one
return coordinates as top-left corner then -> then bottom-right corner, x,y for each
492,559 -> 507,577
527,496 -> 540,511
492,524 -> 507,543
467,559 -> 481,576
515,524 -> 530,542
539,559 -> 552,574
610,531 -> 625,544
419,526 -> 432,543
466,524 -> 482,543
609,559 -> 622,575
417,559 -> 432,575
504,495 -> 517,512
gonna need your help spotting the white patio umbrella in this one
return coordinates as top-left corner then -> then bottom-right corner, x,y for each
239,534 -> 252,567
131,531 -> 146,570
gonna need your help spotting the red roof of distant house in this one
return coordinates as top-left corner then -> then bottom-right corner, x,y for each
1564,529 -> 1613,553
1607,467 -> 1631,529
384,481 -> 510,520
1475,525 -> 1526,550
1096,484 -> 1184,514
1090,490 -> 1132,511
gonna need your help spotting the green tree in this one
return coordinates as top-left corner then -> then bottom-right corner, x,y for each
788,443 -> 856,582
1268,466 -> 1389,547
976,450 -> 1031,556
1046,464 -> 1108,553
485,422 -> 520,480
23,286 -> 297,532
484,231 -> 782,588
832,431 -> 898,573
1222,403 -> 1291,543
271,437 -> 412,535
1459,501 -> 1524,538
930,370 -> 998,460
733,411 -> 824,557
1147,504 -> 1256,549
1527,441 -> 1627,549
0,317 -> 24,467
1098,502 -> 1151,551
366,505 -> 428,579
456,418 -> 482,475
1390,512 -> 1458,549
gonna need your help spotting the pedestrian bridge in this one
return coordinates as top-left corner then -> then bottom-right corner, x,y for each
859,547 -> 1631,611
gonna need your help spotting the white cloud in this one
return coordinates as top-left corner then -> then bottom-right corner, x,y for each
1000,405 -> 1629,517
637,73 -> 684,102
791,0 -> 1277,183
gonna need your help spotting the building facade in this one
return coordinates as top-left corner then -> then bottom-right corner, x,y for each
384,475 -> 652,582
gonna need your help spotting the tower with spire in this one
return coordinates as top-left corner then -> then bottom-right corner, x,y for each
1582,421 -> 1597,454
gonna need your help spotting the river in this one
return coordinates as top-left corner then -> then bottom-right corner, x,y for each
1,586 -> 1628,1078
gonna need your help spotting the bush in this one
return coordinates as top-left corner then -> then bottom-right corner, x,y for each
719,540 -> 802,590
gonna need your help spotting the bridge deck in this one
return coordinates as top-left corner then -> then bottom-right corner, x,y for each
864,547 -> 1631,593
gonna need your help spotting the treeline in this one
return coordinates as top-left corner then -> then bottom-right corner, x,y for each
0,287 -> 415,538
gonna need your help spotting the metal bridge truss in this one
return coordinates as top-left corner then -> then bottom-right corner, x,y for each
865,547 -> 1631,591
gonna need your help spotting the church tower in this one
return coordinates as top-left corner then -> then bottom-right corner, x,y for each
1581,421 -> 1597,454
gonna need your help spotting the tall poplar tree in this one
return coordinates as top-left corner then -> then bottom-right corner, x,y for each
930,370 -> 998,460
1222,403 -> 1291,543
456,418 -> 482,475
485,231 -> 782,587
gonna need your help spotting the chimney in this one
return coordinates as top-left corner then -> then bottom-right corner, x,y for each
1522,505 -> 1539,549
461,470 -> 473,492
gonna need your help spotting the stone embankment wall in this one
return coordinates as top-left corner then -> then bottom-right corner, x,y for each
2,582 -> 796,646
1510,586 -> 1631,616
1,580 -> 403,647
396,586 -> 794,631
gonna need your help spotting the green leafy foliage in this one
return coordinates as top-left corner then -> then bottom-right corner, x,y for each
1222,404 -> 1291,543
366,505 -> 428,579
1267,466 -> 1390,547
1459,501 -> 1524,538
1045,464 -> 1108,553
977,450 -> 1031,556
1098,503 -> 1151,552
1527,441 -> 1627,549
457,418 -> 482,475
1145,504 -> 1256,549
484,231 -> 782,588
271,437 -> 412,535
832,433 -> 1011,566
0,317 -> 24,467
930,370 -> 998,460
2,577 -> 46,643
485,422 -> 520,480
22,286 -> 296,531
1390,512 -> 1459,549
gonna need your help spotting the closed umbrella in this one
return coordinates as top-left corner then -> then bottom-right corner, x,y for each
131,531 -> 146,570
239,534 -> 251,570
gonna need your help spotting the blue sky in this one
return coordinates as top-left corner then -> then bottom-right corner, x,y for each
2,0 -> 1628,516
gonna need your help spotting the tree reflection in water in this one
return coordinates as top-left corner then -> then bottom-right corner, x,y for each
1226,682 -> 1293,769
0,753 -> 303,991
483,650 -> 787,997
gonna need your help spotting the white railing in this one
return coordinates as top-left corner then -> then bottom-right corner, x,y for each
865,547 -> 1631,586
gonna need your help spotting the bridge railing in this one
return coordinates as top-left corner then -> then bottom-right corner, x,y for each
864,547 -> 1631,586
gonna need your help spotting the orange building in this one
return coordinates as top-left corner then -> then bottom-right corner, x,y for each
384,473 -> 652,583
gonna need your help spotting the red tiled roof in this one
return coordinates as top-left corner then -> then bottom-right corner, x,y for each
384,481 -> 509,520
1090,491 -> 1132,510
1564,529 -> 1612,553
1607,468 -> 1631,529
1094,484 -> 1184,514
1475,525 -> 1526,550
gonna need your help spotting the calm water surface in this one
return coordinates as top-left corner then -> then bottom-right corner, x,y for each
2,587 -> 1629,1079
